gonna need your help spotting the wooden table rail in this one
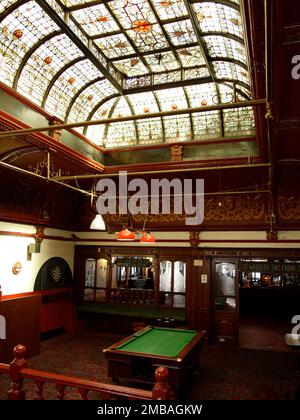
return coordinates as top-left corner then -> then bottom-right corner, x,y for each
0,344 -> 170,400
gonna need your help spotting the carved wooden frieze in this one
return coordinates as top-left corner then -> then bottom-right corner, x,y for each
107,193 -> 267,227
278,196 -> 300,220
204,194 -> 265,222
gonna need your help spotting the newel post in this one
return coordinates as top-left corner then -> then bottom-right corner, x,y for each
152,367 -> 170,400
8,345 -> 28,400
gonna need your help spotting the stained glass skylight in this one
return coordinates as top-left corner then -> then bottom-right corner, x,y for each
0,0 -> 255,148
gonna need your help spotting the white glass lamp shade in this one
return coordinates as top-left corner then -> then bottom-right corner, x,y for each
90,214 -> 106,230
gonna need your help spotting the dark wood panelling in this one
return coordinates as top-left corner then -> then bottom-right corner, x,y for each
74,246 -> 300,342
0,295 -> 41,363
41,291 -> 77,335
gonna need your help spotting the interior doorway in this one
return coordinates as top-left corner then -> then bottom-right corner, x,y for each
212,259 -> 239,345
238,259 -> 299,352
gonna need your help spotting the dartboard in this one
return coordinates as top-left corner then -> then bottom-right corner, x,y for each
51,266 -> 62,283
34,257 -> 73,290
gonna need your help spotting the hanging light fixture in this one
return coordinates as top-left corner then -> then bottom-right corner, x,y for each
90,214 -> 106,230
117,228 -> 136,241
140,231 -> 156,243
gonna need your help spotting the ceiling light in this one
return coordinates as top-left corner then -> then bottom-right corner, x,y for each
90,214 -> 106,230
117,228 -> 136,241
140,232 -> 156,243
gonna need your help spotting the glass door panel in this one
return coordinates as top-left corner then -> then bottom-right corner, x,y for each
214,260 -> 239,345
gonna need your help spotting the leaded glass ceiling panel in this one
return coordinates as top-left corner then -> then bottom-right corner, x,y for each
194,2 -> 243,38
67,79 -> 117,123
111,57 -> 149,76
145,51 -> 179,72
164,20 -> 197,45
71,4 -> 119,37
204,36 -> 247,64
94,33 -> 136,59
0,0 -> 256,148
61,0 -> 96,7
0,1 -> 59,86
156,87 -> 188,110
0,0 -> 23,15
45,59 -> 104,119
178,46 -> 206,67
17,34 -> 83,104
154,0 -> 188,20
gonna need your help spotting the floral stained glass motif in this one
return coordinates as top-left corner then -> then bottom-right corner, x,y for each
0,1 -> 59,86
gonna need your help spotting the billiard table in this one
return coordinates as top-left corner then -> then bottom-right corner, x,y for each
103,326 -> 206,394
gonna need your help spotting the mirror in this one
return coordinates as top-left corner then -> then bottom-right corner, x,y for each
111,256 -> 154,290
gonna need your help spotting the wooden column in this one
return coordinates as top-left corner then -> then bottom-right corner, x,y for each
8,345 -> 28,400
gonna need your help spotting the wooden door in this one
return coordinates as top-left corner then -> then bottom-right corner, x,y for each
212,259 -> 239,345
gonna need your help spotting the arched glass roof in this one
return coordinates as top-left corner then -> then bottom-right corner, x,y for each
0,0 -> 255,148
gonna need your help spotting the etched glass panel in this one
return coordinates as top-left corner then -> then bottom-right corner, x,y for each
174,261 -> 186,293
96,258 -> 108,288
215,262 -> 236,297
160,261 -> 172,292
85,258 -> 96,287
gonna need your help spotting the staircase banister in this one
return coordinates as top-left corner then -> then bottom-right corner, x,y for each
19,367 -> 153,399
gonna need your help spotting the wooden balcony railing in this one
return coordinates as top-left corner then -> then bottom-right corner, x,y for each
109,288 -> 154,305
0,345 -> 170,400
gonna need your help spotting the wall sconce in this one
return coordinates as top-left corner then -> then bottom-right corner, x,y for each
12,262 -> 22,275
27,242 -> 40,261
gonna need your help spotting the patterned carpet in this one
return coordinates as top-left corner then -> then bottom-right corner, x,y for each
0,330 -> 299,400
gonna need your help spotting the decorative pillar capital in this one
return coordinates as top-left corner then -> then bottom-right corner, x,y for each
170,145 -> 183,162
266,229 -> 278,241
49,118 -> 62,142
189,231 -> 200,248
